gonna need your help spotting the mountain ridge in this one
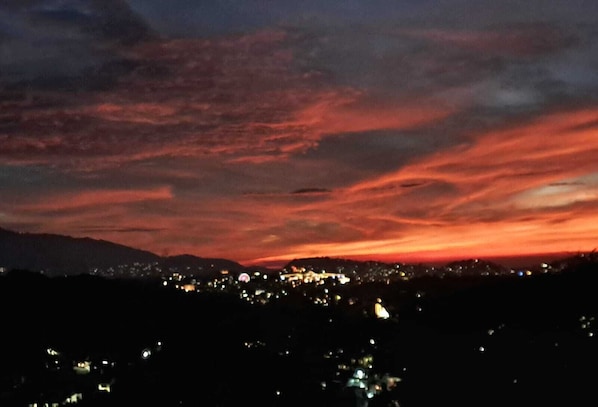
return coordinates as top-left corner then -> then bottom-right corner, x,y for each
0,227 -> 245,276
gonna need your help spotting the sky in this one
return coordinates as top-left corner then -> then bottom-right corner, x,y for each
1,0 -> 597,267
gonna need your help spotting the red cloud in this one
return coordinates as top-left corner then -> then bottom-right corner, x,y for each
269,108 -> 598,264
0,29 -> 452,169
348,108 -> 598,203
22,107 -> 594,265
21,186 -> 173,212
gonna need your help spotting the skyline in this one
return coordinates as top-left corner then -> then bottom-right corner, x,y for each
1,1 -> 598,267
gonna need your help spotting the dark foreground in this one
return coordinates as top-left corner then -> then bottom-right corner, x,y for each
1,260 -> 597,407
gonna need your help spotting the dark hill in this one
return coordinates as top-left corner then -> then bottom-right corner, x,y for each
0,228 -> 159,275
444,258 -> 509,276
162,254 -> 246,275
0,227 -> 249,277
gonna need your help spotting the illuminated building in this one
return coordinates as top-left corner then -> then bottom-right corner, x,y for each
279,270 -> 350,284
181,284 -> 196,292
374,299 -> 390,319
98,383 -> 111,393
73,361 -> 91,374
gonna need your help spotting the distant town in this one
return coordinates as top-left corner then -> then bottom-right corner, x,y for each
0,227 -> 596,406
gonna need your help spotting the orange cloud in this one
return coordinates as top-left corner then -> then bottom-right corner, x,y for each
349,108 -> 598,204
21,187 -> 173,212
6,108 -> 596,267
245,108 -> 598,264
83,103 -> 181,125
295,92 -> 452,136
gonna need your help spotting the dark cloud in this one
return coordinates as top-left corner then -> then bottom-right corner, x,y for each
291,188 -> 331,194
0,0 -> 153,89
299,127 -> 458,178
21,0 -> 153,45
127,0 -> 420,37
127,0 -> 598,39
549,182 -> 585,187
400,182 -> 426,188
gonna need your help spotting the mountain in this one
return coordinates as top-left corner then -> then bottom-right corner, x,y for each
161,254 -> 246,274
0,227 -> 245,277
0,227 -> 160,275
548,251 -> 598,272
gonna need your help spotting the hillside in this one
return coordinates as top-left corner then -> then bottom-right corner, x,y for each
0,228 -> 246,276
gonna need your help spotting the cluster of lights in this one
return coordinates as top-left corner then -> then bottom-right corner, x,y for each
580,315 -> 595,337
343,354 -> 401,402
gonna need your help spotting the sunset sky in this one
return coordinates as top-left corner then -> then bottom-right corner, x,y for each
1,1 -> 597,267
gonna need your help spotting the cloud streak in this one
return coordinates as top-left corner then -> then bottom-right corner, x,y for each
19,186 -> 173,212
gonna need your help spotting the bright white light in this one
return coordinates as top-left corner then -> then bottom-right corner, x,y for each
141,349 -> 152,359
354,368 -> 366,379
98,383 -> 111,393
375,303 -> 390,319
339,276 -> 350,284
479,346 -> 485,352
369,338 -> 375,345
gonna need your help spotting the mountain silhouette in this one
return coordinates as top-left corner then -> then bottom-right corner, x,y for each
0,227 -> 245,276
